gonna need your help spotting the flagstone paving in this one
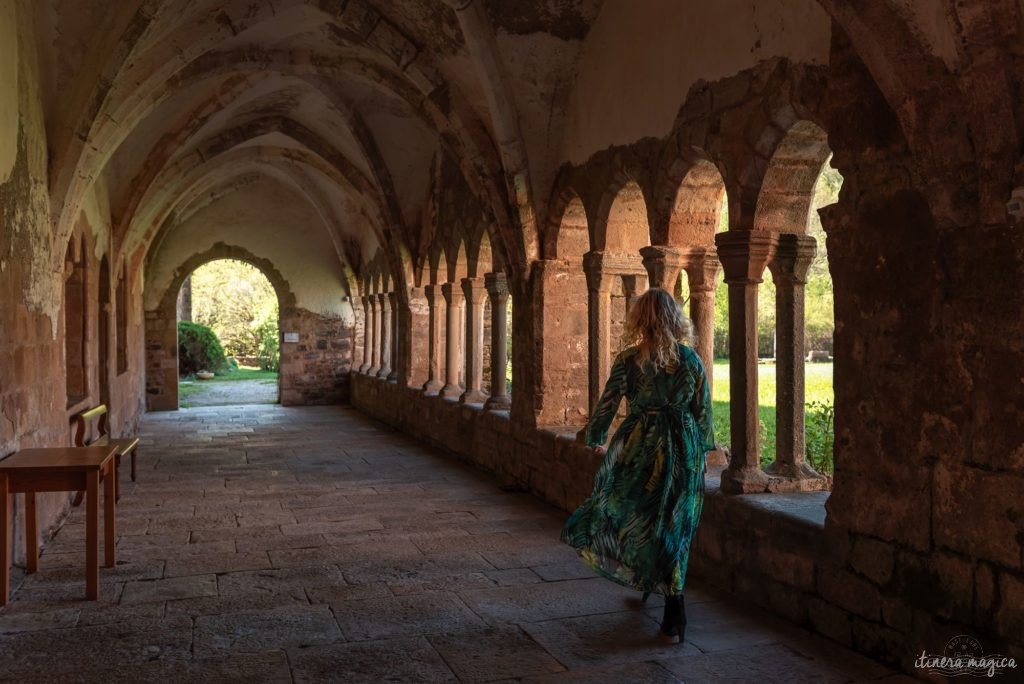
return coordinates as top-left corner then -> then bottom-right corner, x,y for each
0,405 -> 913,683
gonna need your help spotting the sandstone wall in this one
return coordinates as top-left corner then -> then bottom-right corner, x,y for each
0,2 -> 145,565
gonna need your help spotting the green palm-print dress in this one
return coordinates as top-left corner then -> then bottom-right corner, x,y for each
561,342 -> 715,597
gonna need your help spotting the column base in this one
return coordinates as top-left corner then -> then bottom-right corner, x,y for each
763,461 -> 830,492
459,389 -> 489,405
706,447 -> 729,467
439,383 -> 462,399
357,363 -> 370,374
484,394 -> 511,411
387,370 -> 399,383
720,465 -> 770,494
376,366 -> 391,379
422,380 -> 444,396
367,365 -> 381,376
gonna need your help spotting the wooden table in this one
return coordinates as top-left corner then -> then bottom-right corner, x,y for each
0,445 -> 118,605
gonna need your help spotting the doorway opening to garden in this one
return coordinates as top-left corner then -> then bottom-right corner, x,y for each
176,259 -> 281,408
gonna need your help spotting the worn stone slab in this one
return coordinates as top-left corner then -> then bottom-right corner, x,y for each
521,610 -> 700,669
122,575 -> 218,604
429,627 -> 566,681
342,551 -> 496,585
288,637 -> 457,683
332,591 -> 485,641
460,578 -> 639,625
217,565 -> 346,599
0,607 -> 80,633
307,582 -> 392,604
0,616 -> 193,677
164,551 -> 272,577
193,605 -> 342,656
165,591 -> 308,618
658,642 -> 882,683
518,661 -> 682,683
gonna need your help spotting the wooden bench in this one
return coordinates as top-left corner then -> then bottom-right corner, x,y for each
73,405 -> 140,502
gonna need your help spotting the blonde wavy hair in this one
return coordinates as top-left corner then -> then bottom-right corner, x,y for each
621,288 -> 694,369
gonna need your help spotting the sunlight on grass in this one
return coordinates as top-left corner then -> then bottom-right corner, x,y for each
711,360 -> 833,465
179,366 -> 279,407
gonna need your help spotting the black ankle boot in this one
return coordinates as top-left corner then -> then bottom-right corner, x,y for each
660,595 -> 687,642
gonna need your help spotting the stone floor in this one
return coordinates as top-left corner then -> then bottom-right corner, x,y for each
0,405 -> 914,683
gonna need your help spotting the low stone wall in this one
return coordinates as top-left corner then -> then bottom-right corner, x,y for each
351,372 -> 916,672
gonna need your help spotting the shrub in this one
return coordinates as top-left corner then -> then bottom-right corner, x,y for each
256,318 -> 280,372
178,321 -> 229,376
806,400 -> 835,476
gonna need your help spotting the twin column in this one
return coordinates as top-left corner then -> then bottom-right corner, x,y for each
418,274 -> 508,409
715,231 -> 826,493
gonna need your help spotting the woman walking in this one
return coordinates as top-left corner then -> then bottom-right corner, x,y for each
561,287 -> 716,643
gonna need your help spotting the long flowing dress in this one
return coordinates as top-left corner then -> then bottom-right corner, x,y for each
560,342 -> 715,597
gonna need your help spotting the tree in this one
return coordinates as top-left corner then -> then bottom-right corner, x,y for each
187,260 -> 279,362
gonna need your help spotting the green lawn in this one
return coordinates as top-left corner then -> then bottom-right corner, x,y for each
711,360 -> 834,469
179,366 -> 279,402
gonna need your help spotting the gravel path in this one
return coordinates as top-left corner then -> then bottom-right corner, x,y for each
181,378 -> 278,406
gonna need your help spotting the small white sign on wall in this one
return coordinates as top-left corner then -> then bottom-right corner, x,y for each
283,332 -> 300,344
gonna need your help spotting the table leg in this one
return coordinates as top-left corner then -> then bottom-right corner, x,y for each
131,449 -> 137,482
1,474 -> 9,606
25,492 -> 38,574
113,454 -> 121,502
103,462 -> 116,568
86,471 -> 99,600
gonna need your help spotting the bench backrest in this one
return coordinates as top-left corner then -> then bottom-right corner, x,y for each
74,404 -> 109,447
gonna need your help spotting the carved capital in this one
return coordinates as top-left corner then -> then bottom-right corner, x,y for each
639,245 -> 687,290
441,281 -> 464,305
680,246 -> 722,293
714,231 -> 779,284
768,234 -> 817,285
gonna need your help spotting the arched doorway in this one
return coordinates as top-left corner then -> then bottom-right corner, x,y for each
176,259 -> 281,408
144,244 -> 299,412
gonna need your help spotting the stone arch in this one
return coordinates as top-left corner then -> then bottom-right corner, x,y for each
430,250 -> 449,286
447,240 -> 469,282
547,190 -> 590,263
597,178 -> 652,254
754,121 -> 833,234
666,158 -> 728,247
471,231 -> 494,278
145,243 -> 297,412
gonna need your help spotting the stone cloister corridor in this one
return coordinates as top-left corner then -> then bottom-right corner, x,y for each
2,0 -> 1024,681
0,405 -> 906,682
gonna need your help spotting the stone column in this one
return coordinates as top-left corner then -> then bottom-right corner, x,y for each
765,234 -> 828,490
440,282 -> 465,399
358,295 -> 372,373
387,291 -> 399,382
376,293 -> 392,379
367,294 -> 381,376
621,273 -> 649,316
583,251 -> 613,413
422,284 -> 445,395
682,247 -> 725,466
460,277 -> 489,404
715,231 -> 777,494
681,247 -> 722,386
483,272 -> 511,411
404,286 -> 430,389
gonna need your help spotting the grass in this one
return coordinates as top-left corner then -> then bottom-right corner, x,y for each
179,366 -> 279,405
711,360 -> 834,468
